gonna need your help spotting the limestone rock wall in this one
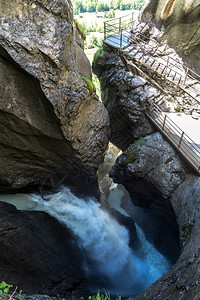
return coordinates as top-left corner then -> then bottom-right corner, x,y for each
93,41 -> 200,298
0,0 -> 109,192
142,0 -> 200,73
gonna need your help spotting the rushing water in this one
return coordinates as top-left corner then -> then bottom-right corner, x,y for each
0,187 -> 172,297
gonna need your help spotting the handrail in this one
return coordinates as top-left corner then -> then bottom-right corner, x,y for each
132,32 -> 200,83
103,15 -> 200,175
146,102 -> 200,174
104,20 -> 200,107
104,16 -> 200,86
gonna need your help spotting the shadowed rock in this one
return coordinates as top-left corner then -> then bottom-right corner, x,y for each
0,0 -> 109,193
0,201 -> 85,296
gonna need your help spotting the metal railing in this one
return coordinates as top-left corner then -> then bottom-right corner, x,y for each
103,16 -> 200,93
103,15 -> 200,175
146,102 -> 200,174
104,13 -> 134,49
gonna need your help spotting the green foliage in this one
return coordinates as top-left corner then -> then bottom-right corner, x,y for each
72,0 -> 145,14
89,34 -> 103,47
93,47 -> 104,63
120,0 -> 132,11
82,76 -> 96,93
96,2 -> 110,12
0,281 -> 13,296
89,34 -> 99,47
80,291 -> 121,300
15,290 -> 25,300
74,19 -> 87,40
120,137 -> 145,165
104,9 -> 116,19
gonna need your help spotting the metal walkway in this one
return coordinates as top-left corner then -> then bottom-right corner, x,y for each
103,13 -> 200,175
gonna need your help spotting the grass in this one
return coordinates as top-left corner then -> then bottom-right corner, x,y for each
80,292 -> 121,300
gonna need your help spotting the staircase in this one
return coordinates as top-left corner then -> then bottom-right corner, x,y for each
103,13 -> 200,175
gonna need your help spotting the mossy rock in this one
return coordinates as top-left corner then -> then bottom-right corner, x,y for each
74,19 -> 86,40
119,137 -> 145,166
93,47 -> 104,64
180,220 -> 195,250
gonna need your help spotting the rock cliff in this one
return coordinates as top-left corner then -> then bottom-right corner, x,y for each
0,0 -> 109,193
93,34 -> 200,298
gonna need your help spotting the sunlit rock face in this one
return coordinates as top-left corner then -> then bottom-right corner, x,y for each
142,0 -> 200,72
0,0 -> 109,192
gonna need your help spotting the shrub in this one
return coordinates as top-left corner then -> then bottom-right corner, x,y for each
120,0 -> 132,10
89,34 -> 99,47
93,47 -> 105,65
80,291 -> 121,299
96,2 -> 110,12
104,9 -> 116,19
0,281 -> 13,295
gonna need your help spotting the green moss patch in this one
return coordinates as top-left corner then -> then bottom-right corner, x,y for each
120,137 -> 145,165
181,219 -> 195,250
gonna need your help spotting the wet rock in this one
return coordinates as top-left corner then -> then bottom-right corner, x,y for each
133,175 -> 200,300
0,201 -> 85,296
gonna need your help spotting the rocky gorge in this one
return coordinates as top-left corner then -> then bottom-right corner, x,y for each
93,0 -> 200,298
0,0 -> 110,297
0,0 -> 200,299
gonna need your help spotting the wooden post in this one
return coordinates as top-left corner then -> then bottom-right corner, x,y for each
178,132 -> 184,148
162,115 -> 167,130
183,68 -> 188,85
166,56 -> 169,69
167,69 -> 171,77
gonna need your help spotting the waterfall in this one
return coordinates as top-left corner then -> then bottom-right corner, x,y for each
0,187 -> 171,297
